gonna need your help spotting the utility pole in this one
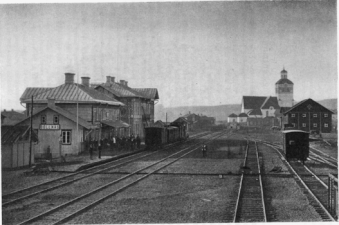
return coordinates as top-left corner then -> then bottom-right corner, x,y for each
29,95 -> 33,167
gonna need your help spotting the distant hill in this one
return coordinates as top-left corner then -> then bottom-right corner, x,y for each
155,104 -> 241,122
317,98 -> 337,111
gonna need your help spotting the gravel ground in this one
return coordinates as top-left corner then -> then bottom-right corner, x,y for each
263,176 -> 322,222
2,131 -> 331,224
68,175 -> 240,224
310,141 -> 338,159
257,143 -> 290,175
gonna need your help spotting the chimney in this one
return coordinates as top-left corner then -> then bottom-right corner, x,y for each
65,73 -> 75,84
106,76 -> 111,84
120,80 -> 125,85
125,81 -> 128,86
47,98 -> 55,107
110,77 -> 115,83
81,77 -> 90,87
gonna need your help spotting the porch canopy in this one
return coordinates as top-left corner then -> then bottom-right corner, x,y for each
101,120 -> 130,128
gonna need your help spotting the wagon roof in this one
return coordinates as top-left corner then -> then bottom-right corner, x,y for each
281,130 -> 309,134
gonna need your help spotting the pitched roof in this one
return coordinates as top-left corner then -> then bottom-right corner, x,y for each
275,78 -> 293,85
133,88 -> 159,100
248,109 -> 262,116
16,106 -> 95,129
238,113 -> 248,117
242,96 -> 267,110
20,87 -> 53,101
97,83 -> 144,98
1,110 -> 27,125
20,84 -> 123,106
261,96 -> 280,109
228,113 -> 238,118
2,125 -> 38,144
283,98 -> 334,115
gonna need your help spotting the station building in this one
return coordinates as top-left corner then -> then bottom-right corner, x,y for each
19,73 -> 128,157
93,76 -> 159,138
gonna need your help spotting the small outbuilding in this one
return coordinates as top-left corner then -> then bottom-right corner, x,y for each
1,125 -> 38,168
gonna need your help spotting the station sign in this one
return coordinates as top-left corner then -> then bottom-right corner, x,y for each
40,124 -> 60,130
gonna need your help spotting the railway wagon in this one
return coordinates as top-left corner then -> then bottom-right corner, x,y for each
282,130 -> 309,162
166,126 -> 179,143
144,127 -> 167,146
170,121 -> 187,140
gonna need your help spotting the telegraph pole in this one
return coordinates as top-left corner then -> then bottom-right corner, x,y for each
29,95 -> 33,167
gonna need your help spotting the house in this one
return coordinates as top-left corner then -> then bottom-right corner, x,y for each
94,76 -> 159,139
1,110 -> 26,126
283,98 -> 333,133
16,98 -> 96,157
182,112 -> 200,131
237,113 -> 248,123
153,120 -> 171,128
2,125 -> 38,168
227,113 -> 237,123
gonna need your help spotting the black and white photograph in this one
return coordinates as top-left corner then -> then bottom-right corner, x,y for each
1,0 -> 338,224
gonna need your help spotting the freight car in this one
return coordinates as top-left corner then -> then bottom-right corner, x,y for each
144,122 -> 188,149
282,130 -> 309,162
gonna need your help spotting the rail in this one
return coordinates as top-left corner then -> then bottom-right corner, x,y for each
263,143 -> 336,221
18,130 -> 230,224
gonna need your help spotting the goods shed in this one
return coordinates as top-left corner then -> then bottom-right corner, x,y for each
1,125 -> 38,168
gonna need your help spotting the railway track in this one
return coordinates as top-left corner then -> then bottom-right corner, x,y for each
263,143 -> 336,221
2,131 -> 213,207
233,140 -> 267,223
11,130 -> 230,224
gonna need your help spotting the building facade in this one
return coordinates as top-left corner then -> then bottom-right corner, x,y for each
19,73 -> 128,156
94,76 -> 159,139
283,98 -> 333,133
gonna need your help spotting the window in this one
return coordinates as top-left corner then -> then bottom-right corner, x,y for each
302,114 -> 306,117
313,123 -> 317,127
324,123 -> 328,128
302,123 -> 306,127
53,115 -> 59,124
61,130 -> 72,145
324,114 -> 328,117
292,123 -> 295,127
291,114 -> 295,117
313,114 -> 317,118
41,115 -> 46,124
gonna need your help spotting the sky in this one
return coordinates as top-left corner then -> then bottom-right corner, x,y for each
0,0 -> 337,110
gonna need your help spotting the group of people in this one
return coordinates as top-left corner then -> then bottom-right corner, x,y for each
86,134 -> 142,160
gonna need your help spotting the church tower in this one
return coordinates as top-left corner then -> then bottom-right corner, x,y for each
275,68 -> 294,107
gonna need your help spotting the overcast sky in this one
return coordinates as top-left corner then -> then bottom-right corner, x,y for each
0,1 -> 337,110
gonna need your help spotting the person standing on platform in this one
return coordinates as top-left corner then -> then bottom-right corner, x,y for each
111,135 -> 116,151
89,139 -> 93,160
98,138 -> 103,159
136,135 -> 141,149
202,144 -> 207,157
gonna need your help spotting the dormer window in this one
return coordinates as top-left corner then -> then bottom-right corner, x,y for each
41,115 -> 46,124
53,115 -> 59,124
